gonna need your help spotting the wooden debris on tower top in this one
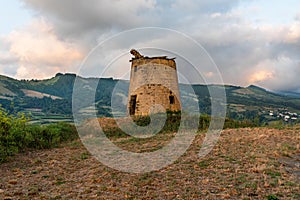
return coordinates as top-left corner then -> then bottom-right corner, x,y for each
130,49 -> 175,61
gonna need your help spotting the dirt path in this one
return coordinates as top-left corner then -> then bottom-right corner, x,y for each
0,127 -> 299,199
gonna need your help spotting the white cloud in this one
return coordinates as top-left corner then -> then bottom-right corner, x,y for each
296,12 -> 300,21
247,56 -> 300,91
284,22 -> 300,43
5,19 -> 83,79
23,0 -> 156,39
249,70 -> 274,83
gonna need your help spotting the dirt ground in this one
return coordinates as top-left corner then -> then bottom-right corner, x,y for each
0,127 -> 299,199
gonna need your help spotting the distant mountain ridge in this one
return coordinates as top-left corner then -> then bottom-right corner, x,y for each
275,90 -> 300,98
0,73 -> 300,123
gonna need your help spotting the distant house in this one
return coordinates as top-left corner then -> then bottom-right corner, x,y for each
284,115 -> 290,121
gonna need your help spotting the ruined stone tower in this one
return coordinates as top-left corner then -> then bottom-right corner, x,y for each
127,49 -> 181,116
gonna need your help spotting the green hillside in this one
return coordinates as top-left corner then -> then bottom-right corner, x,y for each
0,73 -> 299,124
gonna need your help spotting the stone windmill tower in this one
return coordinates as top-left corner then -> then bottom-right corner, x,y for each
127,49 -> 181,116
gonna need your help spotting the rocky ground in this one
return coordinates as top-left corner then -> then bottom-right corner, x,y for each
0,127 -> 299,199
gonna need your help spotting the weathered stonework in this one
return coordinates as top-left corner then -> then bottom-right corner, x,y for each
127,49 -> 181,116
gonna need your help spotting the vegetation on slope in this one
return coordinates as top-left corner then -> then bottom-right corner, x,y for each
0,107 -> 78,163
0,73 -> 300,125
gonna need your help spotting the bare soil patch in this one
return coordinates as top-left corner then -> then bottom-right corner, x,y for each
0,127 -> 299,199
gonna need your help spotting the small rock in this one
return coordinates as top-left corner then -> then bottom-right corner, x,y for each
16,173 -> 23,178
4,196 -> 12,200
0,189 -> 4,193
8,180 -> 17,185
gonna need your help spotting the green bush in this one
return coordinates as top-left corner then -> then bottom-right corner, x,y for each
266,194 -> 279,200
0,106 -> 78,163
0,108 -> 28,162
134,112 -> 181,133
26,122 -> 78,149
199,114 -> 210,130
102,112 -> 259,139
223,117 -> 257,129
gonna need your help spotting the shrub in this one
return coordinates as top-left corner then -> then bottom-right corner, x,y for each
0,106 -> 78,163
266,194 -> 279,200
0,107 -> 29,162
26,122 -> 78,149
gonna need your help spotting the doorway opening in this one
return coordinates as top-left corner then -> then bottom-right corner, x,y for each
129,95 -> 137,115
169,95 -> 175,104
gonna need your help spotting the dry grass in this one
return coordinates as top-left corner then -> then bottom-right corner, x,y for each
0,126 -> 299,199
21,89 -> 62,100
0,83 -> 15,96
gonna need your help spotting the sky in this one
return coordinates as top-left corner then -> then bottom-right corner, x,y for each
0,0 -> 300,93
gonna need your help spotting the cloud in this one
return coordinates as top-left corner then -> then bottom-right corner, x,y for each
181,11 -> 300,92
284,22 -> 300,43
171,0 -> 239,13
295,12 -> 300,21
249,70 -> 274,83
1,0 -> 299,93
5,19 -> 83,79
0,38 -> 19,76
246,56 -> 300,92
23,0 -> 156,40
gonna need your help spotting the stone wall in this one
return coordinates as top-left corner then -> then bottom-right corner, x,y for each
128,56 -> 181,116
